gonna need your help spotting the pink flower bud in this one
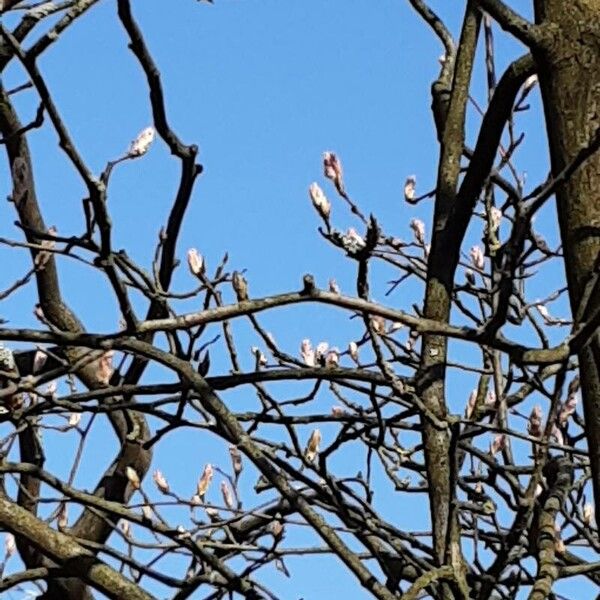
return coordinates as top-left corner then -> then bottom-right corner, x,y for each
269,518 -> 284,538
229,445 -> 243,475
309,182 -> 331,220
410,218 -> 426,245
404,175 -> 417,202
470,245 -> 485,270
527,405 -> 543,438
342,228 -> 366,254
315,342 -> 329,361
550,425 -> 564,446
153,469 -> 170,494
187,248 -> 204,276
583,503 -> 594,526
305,429 -> 322,462
126,466 -> 141,490
197,464 -> 213,498
141,505 -> 153,520
558,392 -> 578,425
220,481 -> 234,510
331,406 -> 346,417
348,341 -> 359,363
128,126 -> 155,157
490,434 -> 506,456
300,339 -> 315,367
120,520 -> 131,538
370,315 -> 386,334
323,151 -> 344,190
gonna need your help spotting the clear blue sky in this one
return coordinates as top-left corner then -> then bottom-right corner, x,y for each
1,1 -> 588,598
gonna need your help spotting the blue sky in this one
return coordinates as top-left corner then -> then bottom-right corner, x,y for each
0,1 -> 590,598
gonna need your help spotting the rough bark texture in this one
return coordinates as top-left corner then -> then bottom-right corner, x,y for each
534,0 -> 600,521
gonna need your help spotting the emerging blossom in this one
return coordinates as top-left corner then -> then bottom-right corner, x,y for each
229,445 -> 243,476
153,470 -> 170,494
197,464 -> 213,498
390,322 -> 403,333
404,175 -> 416,202
348,341 -> 359,363
325,349 -> 339,368
141,505 -> 153,521
527,405 -> 543,439
583,503 -> 594,526
323,151 -> 344,191
470,245 -> 485,270
409,218 -> 426,245
489,434 -> 506,456
305,429 -> 322,462
4,534 -> 15,559
187,248 -> 204,276
68,413 -> 81,428
309,182 -> 331,220
315,342 -> 329,362
328,278 -> 340,294
128,126 -> 155,157
300,339 -> 315,367
342,227 -> 366,254
220,481 -> 234,510
126,466 -> 141,490
191,494 -> 202,506
96,350 -> 114,386
232,271 -> 248,301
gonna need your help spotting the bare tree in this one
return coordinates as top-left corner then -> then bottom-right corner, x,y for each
0,1 -> 598,598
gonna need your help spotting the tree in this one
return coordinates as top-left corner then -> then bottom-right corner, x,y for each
0,0 -> 598,598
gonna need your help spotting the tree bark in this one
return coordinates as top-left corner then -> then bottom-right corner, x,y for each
534,0 -> 600,520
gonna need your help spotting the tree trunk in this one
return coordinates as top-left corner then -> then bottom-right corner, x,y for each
534,0 -> 600,517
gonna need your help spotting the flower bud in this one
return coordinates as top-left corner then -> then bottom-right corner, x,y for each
232,271 -> 248,301
126,466 -> 141,490
197,464 -> 213,498
323,151 -> 344,190
4,534 -> 15,559
489,434 -> 506,456
128,126 -> 155,157
68,413 -> 81,428
583,503 -> 594,526
229,445 -> 243,475
220,481 -> 234,510
153,469 -> 170,494
348,341 -> 359,363
300,339 -> 315,367
470,245 -> 485,270
328,278 -> 340,294
325,349 -> 339,368
404,175 -> 417,202
527,405 -> 543,438
187,248 -> 204,276
409,218 -> 425,244
309,182 -> 331,220
305,429 -> 321,462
